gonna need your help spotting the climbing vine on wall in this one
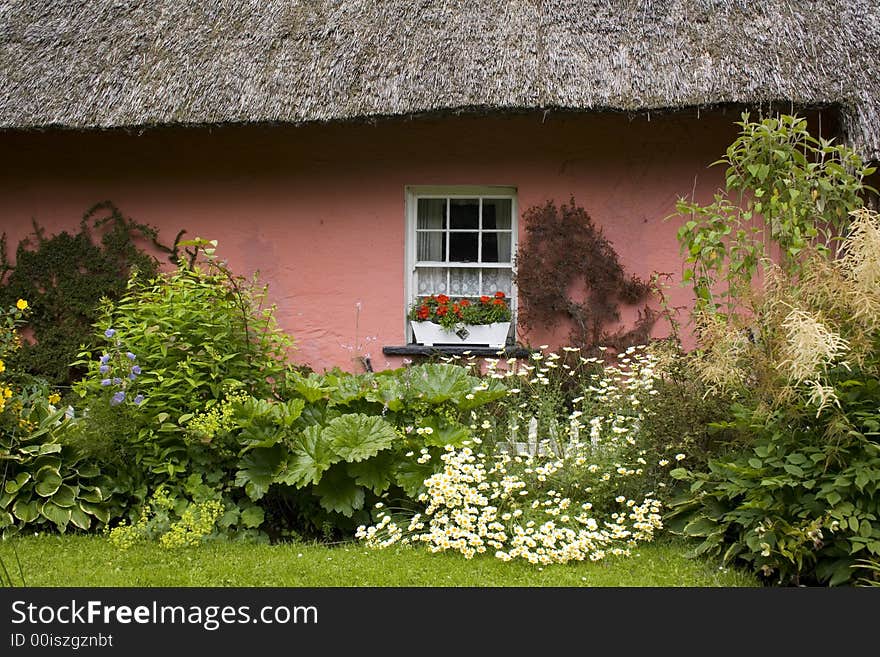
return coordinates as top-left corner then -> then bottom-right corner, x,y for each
0,201 -> 184,388
514,198 -> 656,352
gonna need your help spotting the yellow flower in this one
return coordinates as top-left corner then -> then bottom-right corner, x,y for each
0,360 -> 5,373
48,393 -> 61,405
16,299 -> 28,310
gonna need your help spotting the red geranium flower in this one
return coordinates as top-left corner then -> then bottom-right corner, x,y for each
437,294 -> 450,304
493,298 -> 505,306
436,305 -> 449,316
459,299 -> 471,307
417,305 -> 430,320
480,295 -> 490,303
494,291 -> 506,299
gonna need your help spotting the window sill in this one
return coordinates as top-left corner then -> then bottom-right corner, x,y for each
382,344 -> 532,358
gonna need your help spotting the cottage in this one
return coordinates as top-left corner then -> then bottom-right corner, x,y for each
1,1 -> 878,372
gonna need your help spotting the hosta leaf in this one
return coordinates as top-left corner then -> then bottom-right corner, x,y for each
408,363 -> 473,404
79,486 -> 107,503
52,484 -> 78,508
38,443 -> 63,455
313,467 -> 364,517
347,452 -> 395,494
234,445 -> 286,501
12,499 -> 39,523
323,413 -> 397,463
34,466 -> 63,497
40,501 -> 71,530
4,472 -> 31,494
69,507 -> 91,530
0,510 -> 13,528
240,505 -> 265,529
80,501 -> 110,525
74,463 -> 101,478
280,425 -> 339,488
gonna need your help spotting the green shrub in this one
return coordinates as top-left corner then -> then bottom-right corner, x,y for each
0,202 -> 179,388
69,239 -> 293,535
0,300 -> 115,537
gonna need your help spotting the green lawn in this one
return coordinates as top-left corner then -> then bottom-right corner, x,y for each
0,533 -> 759,587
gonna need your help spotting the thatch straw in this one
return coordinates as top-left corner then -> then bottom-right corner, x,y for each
1,1 -> 877,161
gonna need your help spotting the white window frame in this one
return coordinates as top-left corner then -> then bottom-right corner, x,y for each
404,185 -> 518,344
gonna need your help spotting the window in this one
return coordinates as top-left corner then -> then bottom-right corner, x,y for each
405,186 -> 517,342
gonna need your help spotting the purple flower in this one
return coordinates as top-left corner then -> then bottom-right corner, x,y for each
99,365 -> 110,374
126,352 -> 137,360
110,391 -> 125,406
104,328 -> 116,338
133,394 -> 145,405
99,354 -> 111,365
112,377 -> 122,385
131,365 -> 141,375
100,378 -> 112,386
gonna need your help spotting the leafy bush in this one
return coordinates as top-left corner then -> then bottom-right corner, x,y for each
0,202 -> 179,387
0,300 -> 115,537
667,113 -> 880,586
69,239 -> 293,535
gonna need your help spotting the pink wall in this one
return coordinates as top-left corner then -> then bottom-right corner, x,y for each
0,110 -> 768,371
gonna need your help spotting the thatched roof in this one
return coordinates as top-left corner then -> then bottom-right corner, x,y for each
1,1 -> 878,161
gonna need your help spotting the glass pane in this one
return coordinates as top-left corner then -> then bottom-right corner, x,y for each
449,232 -> 478,262
417,231 -> 445,261
450,268 -> 481,297
481,232 -> 512,263
417,267 -> 447,295
450,199 -> 479,229
483,198 -> 512,229
417,199 -> 446,229
482,269 -> 512,296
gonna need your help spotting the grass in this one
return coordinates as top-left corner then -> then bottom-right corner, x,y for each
0,533 -> 759,587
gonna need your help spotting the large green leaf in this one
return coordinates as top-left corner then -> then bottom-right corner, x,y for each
288,371 -> 336,403
313,467 -> 365,517
34,466 -> 63,497
234,445 -> 286,501
323,413 -> 397,463
69,507 -> 91,531
279,426 -> 338,488
40,501 -> 71,530
420,416 -> 471,448
12,499 -> 39,524
4,472 -> 31,494
408,363 -> 474,404
459,377 -> 509,410
51,484 -> 78,508
395,459 -> 439,499
240,505 -> 265,529
80,501 -> 110,525
347,452 -> 395,494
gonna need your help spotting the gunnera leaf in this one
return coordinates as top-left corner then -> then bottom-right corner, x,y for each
280,425 -> 339,488
313,466 -> 365,517
234,445 -> 286,501
322,413 -> 397,463
407,363 -> 474,404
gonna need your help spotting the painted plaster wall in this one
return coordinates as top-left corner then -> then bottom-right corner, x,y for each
0,110 -> 746,372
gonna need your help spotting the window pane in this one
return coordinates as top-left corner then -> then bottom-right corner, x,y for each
417,267 -> 447,295
481,232 -> 512,263
417,231 -> 445,261
450,268 -> 481,297
417,199 -> 446,229
483,198 -> 512,229
449,232 -> 478,262
450,199 -> 479,229
482,269 -> 512,296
